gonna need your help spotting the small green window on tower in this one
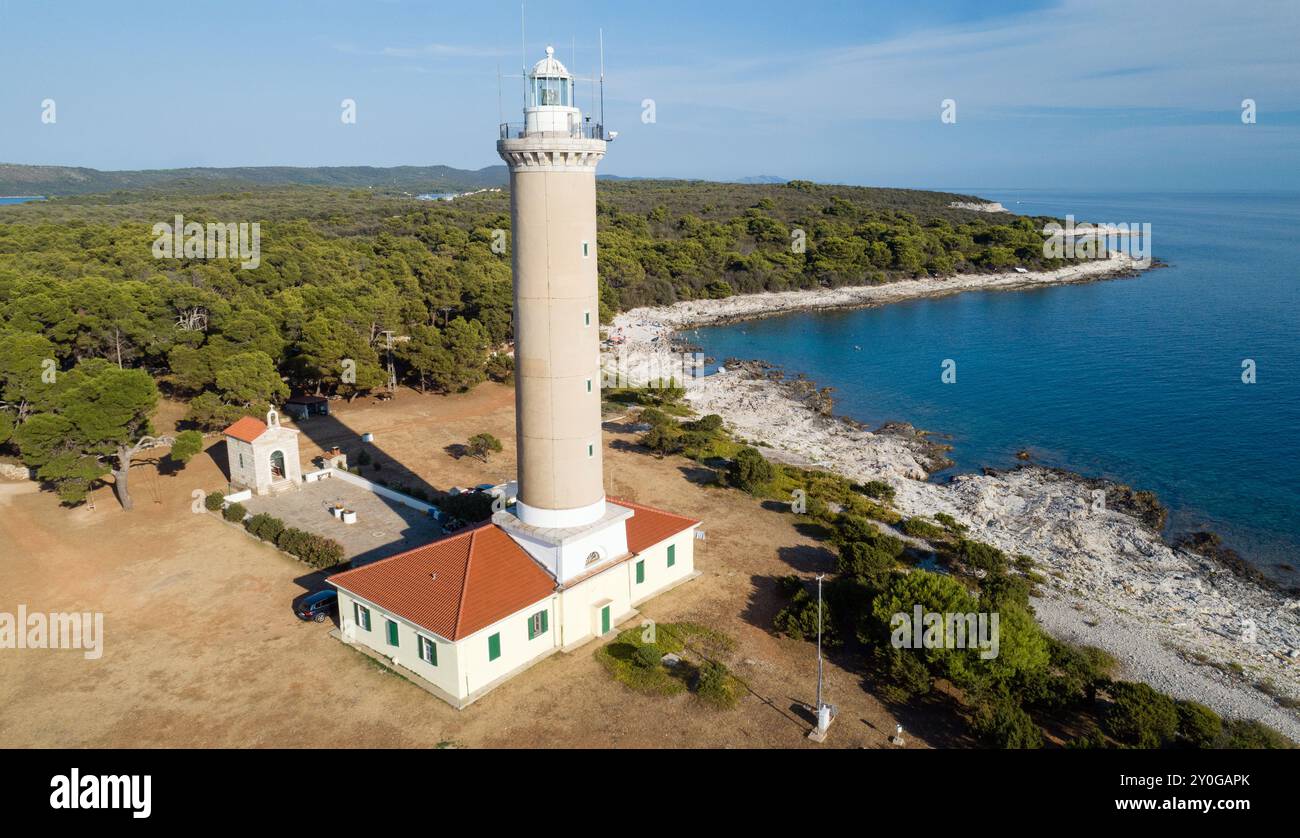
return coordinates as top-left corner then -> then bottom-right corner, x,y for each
587,443 -> 594,458
584,310 -> 591,327
582,241 -> 590,257
586,378 -> 592,393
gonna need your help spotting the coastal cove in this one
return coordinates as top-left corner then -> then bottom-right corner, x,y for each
610,197 -> 1300,737
686,191 -> 1300,585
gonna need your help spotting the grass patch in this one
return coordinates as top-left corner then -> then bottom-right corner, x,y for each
596,621 -> 742,709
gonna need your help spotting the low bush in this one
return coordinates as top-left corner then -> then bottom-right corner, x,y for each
727,446 -> 776,493
857,480 -> 896,503
222,502 -> 247,523
274,526 -> 344,568
204,492 -> 225,512
871,646 -> 933,702
900,516 -> 945,540
973,697 -> 1044,749
773,587 -> 835,644
933,512 -> 967,534
695,661 -> 741,710
1176,699 -> 1222,748
1216,718 -> 1293,749
244,512 -> 285,544
1105,681 -> 1179,748
956,539 -> 1009,575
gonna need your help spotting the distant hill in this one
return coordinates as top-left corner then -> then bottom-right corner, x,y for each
0,163 -> 508,197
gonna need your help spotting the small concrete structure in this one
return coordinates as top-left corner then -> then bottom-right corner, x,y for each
222,409 -> 303,496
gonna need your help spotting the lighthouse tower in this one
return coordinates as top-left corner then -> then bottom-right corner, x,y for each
495,46 -> 631,581
318,45 -> 700,706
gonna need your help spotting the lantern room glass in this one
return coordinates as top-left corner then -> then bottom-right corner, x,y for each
532,76 -> 571,107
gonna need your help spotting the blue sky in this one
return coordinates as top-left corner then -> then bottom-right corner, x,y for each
1,0 -> 1297,190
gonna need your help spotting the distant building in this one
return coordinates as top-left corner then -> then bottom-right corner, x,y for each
222,409 -> 302,495
283,395 -> 330,421
328,47 -> 701,708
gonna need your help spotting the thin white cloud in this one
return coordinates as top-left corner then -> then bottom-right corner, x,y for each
607,0 -> 1300,122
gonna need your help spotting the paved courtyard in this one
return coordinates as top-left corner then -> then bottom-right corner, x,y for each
242,478 -> 443,565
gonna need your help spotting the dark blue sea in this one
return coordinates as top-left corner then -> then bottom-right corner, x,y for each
690,191 -> 1300,581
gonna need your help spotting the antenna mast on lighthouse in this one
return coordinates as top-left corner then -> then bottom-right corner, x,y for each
599,28 -> 606,139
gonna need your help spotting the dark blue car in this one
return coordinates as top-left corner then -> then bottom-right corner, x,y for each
296,589 -> 338,623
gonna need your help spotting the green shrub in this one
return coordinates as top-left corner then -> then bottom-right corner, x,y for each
640,423 -> 684,456
204,492 -> 225,512
773,589 -> 834,644
633,643 -> 663,669
1105,682 -> 1179,748
957,539 -> 1009,575
637,407 -> 672,428
933,512 -> 967,534
858,480 -> 896,503
685,414 -> 724,434
244,512 -> 285,544
871,646 -> 934,702
973,698 -> 1044,749
485,352 -> 514,383
1216,718 -> 1293,749
222,502 -> 247,523
466,432 -> 502,462
1176,700 -> 1222,748
837,541 -> 898,587
979,571 -> 1031,611
356,449 -> 372,466
273,526 -> 343,568
695,661 -> 740,710
900,517 -> 945,540
727,446 -> 776,493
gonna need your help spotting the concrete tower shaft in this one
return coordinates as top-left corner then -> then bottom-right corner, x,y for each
497,51 -> 608,529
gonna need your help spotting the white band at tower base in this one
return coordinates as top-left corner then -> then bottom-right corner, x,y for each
515,497 -> 606,529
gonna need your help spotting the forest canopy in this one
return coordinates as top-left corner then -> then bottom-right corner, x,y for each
0,180 -> 1071,460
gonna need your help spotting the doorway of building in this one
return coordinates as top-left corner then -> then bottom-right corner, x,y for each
270,449 -> 285,479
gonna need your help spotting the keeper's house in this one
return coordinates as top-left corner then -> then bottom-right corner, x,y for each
327,498 -> 699,708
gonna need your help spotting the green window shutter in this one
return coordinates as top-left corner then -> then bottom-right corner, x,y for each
430,641 -> 437,666
488,633 -> 501,661
541,610 -> 549,633
527,617 -> 536,640
636,560 -> 645,584
667,544 -> 676,567
387,620 -> 398,646
353,602 -> 360,626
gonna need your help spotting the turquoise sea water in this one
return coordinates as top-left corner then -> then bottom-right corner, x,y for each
0,196 -> 45,204
690,191 -> 1300,581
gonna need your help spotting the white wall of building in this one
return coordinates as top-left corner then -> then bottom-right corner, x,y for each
335,589 -> 464,700
226,438 -> 259,490
558,525 -> 698,648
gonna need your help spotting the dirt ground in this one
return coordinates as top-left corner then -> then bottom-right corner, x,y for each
0,384 -> 951,749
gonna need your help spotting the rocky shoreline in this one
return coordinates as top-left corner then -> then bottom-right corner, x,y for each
609,254 -> 1300,738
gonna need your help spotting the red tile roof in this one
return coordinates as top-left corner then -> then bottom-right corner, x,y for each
328,523 -> 557,641
327,498 -> 698,641
223,416 -> 268,443
609,497 -> 701,553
